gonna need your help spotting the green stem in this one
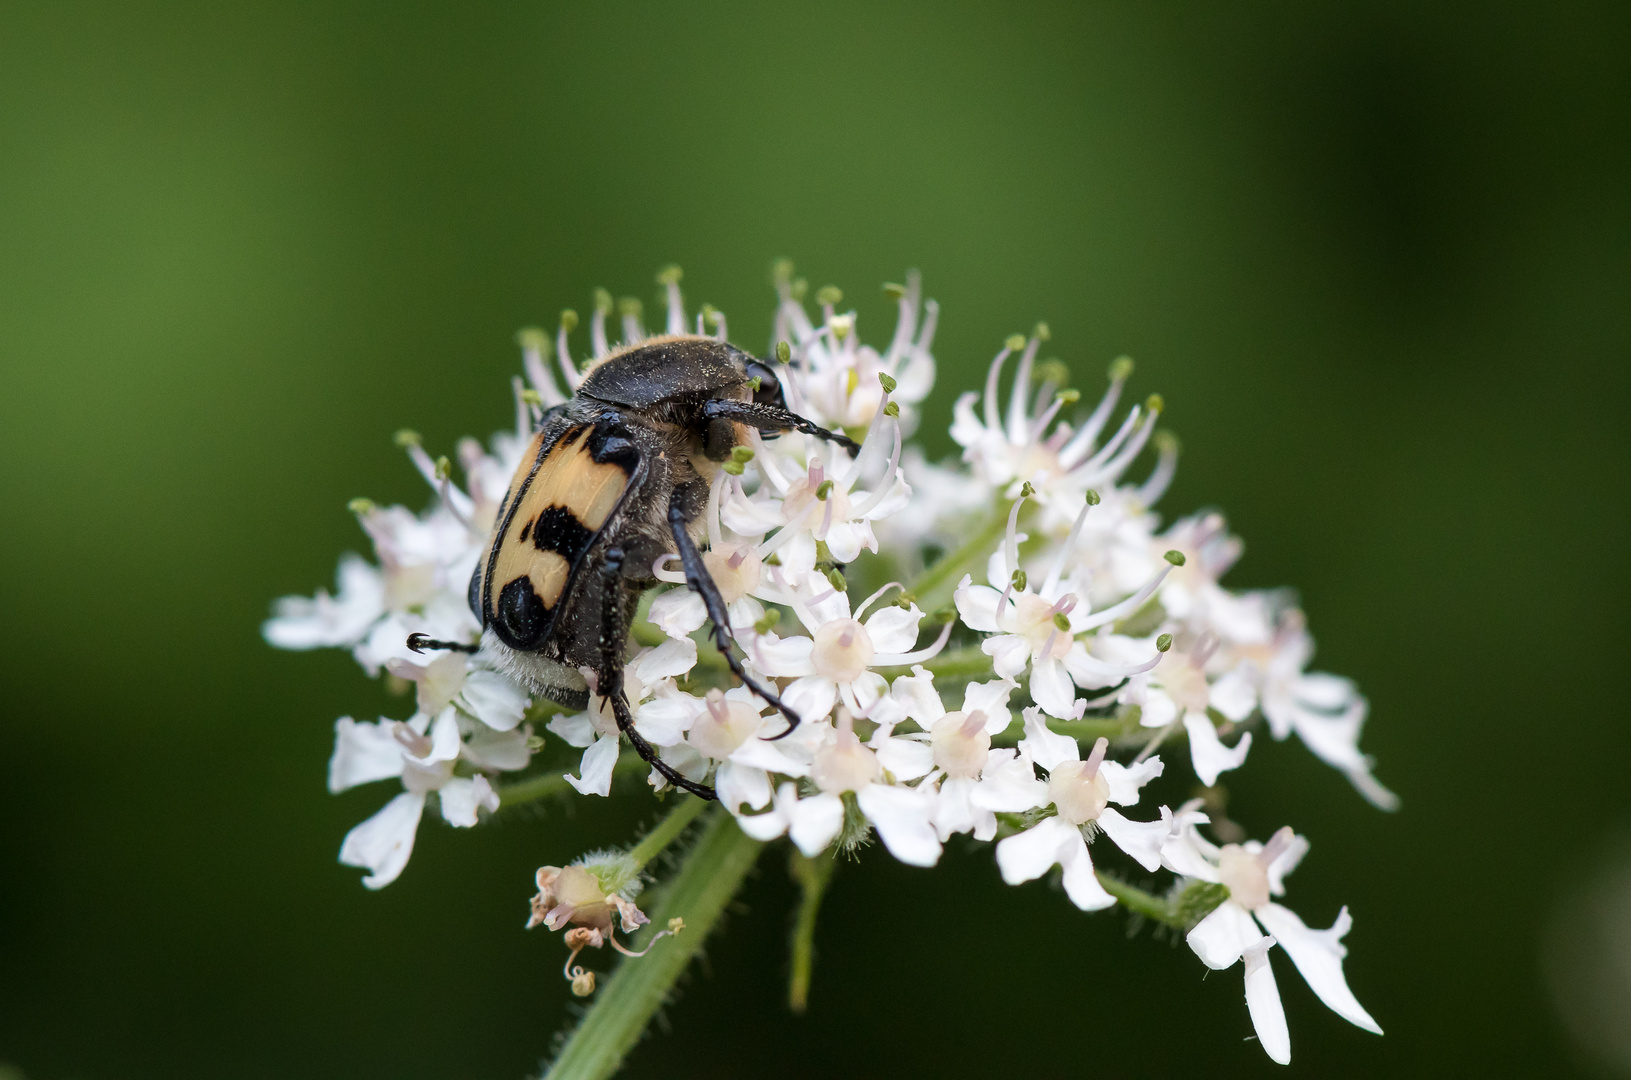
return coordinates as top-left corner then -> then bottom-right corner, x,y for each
786,849 -> 836,1014
542,810 -> 764,1080
1096,873 -> 1181,927
905,504 -> 1008,612
875,644 -> 993,682
627,796 -> 708,869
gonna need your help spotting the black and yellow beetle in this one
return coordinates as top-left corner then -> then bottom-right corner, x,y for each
410,334 -> 857,800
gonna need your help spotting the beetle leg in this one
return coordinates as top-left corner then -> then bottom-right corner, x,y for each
698,399 -> 862,454
596,546 -> 718,801
406,634 -> 478,654
667,493 -> 804,740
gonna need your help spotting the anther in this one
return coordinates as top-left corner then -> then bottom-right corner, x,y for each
348,497 -> 376,515
617,296 -> 642,318
516,326 -> 548,351
731,446 -> 755,463
827,567 -> 848,592
816,285 -> 843,306
815,479 -> 834,501
883,282 -> 906,299
434,455 -> 452,481
520,388 -> 543,407
1052,612 -> 1072,631
1020,481 -> 1036,498
789,277 -> 808,301
723,460 -> 745,476
570,970 -> 596,997
878,372 -> 898,393
1010,568 -> 1028,591
1056,388 -> 1080,405
1034,321 -> 1051,341
776,341 -> 792,363
754,609 -> 781,634
1109,356 -> 1135,381
1005,333 -> 1027,352
772,258 -> 795,285
393,429 -> 421,448
593,288 -> 613,314
656,264 -> 683,285
884,401 -> 900,417
1085,489 -> 1101,505
1145,393 -> 1165,415
1164,550 -> 1186,566
559,308 -> 579,332
1156,633 -> 1173,652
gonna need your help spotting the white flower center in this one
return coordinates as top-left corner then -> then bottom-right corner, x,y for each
385,563 -> 437,613
783,472 -> 855,536
812,724 -> 880,794
687,691 -> 761,760
702,545 -> 762,605
1010,593 -> 1074,661
811,618 -> 875,683
1047,759 -> 1110,825
1162,655 -> 1211,714
1217,844 -> 1271,910
930,710 -> 990,779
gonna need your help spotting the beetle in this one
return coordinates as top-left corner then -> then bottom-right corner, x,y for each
409,334 -> 858,800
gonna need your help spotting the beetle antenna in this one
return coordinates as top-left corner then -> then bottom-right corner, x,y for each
406,634 -> 478,654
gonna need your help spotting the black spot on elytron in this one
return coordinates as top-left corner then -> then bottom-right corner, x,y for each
587,420 -> 640,470
497,576 -> 549,648
519,518 -> 532,542
531,505 -> 595,563
467,563 -> 483,624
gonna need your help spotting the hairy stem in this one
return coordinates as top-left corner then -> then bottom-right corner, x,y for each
906,503 -> 1009,612
787,848 -> 836,1014
1097,873 -> 1180,926
541,809 -> 764,1080
627,796 -> 708,869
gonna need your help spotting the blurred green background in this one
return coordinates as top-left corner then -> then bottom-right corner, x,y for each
2,2 -> 1627,1077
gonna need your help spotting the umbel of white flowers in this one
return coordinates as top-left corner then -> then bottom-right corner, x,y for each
266,264 -> 1395,1065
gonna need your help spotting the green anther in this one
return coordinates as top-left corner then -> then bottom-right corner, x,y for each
1156,633 -> 1173,652
1109,355 -> 1135,381
1034,321 -> 1051,341
347,497 -> 376,515
593,288 -> 613,314
1056,388 -> 1081,406
878,372 -> 897,393
723,460 -> 745,476
1005,334 -> 1027,352
883,282 -> 906,299
524,734 -> 546,751
1085,489 -> 1102,505
520,388 -> 543,407
1010,568 -> 1028,591
776,341 -> 792,363
1020,481 -> 1036,498
393,429 -> 421,447
1034,358 -> 1070,386
1155,430 -> 1181,454
434,455 -> 452,481
816,285 -> 843,307
1164,549 -> 1186,567
516,326 -> 549,350
814,479 -> 834,501
559,308 -> 579,332
884,401 -> 900,418
730,445 -> 755,463
754,609 -> 781,634
656,264 -> 683,285
930,606 -> 957,626
702,304 -> 723,327
827,568 -> 848,592
747,375 -> 762,392
618,296 -> 643,318
771,258 -> 795,285
790,277 -> 808,301
1052,612 -> 1072,631
1145,393 -> 1165,415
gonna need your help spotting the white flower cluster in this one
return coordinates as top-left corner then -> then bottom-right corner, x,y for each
266,266 -> 1393,1064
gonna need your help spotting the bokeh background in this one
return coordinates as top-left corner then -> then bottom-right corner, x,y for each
2,2 -> 1627,1077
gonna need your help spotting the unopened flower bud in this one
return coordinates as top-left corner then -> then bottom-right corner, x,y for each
667,917 -> 686,934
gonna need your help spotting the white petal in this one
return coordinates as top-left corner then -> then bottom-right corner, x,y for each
729,736 -> 811,778
995,816 -> 1078,885
1018,708 -> 1080,772
630,638 -> 699,684
751,632 -> 816,678
565,734 -> 619,797
952,576 -> 1003,633
864,604 -> 922,655
874,736 -> 934,781
1185,712 -> 1252,786
328,717 -> 405,794
1101,756 -> 1163,806
647,588 -> 707,638
982,634 -> 1032,679
781,676 -> 837,723
1029,655 -> 1081,720
716,761 -> 772,812
633,692 -> 695,747
423,706 -> 462,763
1098,806 -> 1171,872
778,531 -> 818,578
1057,828 -> 1115,911
1266,831 -> 1310,895
458,670 -> 528,732
338,791 -> 425,890
461,725 -> 532,771
961,677 -> 1018,734
438,775 -> 498,827
970,749 -> 1048,813
931,775 -> 984,840
1243,939 -> 1291,1065
1187,900 -> 1264,970
546,710 -> 597,749
1161,826 -> 1223,883
1254,903 -> 1382,1035
1209,667 -> 1257,722
1138,691 -> 1179,729
857,783 -> 942,867
823,522 -> 867,564
786,792 -> 845,856
263,554 -> 385,650
890,666 -> 946,725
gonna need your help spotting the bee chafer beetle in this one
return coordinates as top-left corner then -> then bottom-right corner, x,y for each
410,334 -> 858,800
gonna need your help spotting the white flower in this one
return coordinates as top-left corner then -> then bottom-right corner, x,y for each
547,638 -> 699,797
1166,819 -> 1382,1064
801,712 -> 943,866
954,492 -> 1172,719
263,553 -> 385,650
982,709 -> 1170,911
1105,636 -> 1255,787
888,670 -> 1018,840
735,781 -> 846,857
670,687 -> 811,812
754,577 -> 948,722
